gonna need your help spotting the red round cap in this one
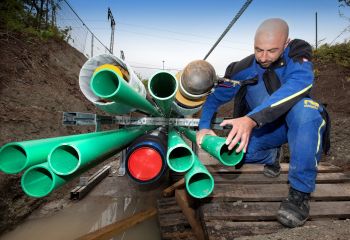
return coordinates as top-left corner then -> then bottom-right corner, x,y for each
127,147 -> 163,181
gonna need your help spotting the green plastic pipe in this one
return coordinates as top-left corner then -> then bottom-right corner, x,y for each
21,156 -> 108,198
185,155 -> 214,199
48,126 -> 155,176
148,71 -> 178,117
21,162 -> 72,198
90,68 -> 161,117
167,129 -> 194,173
0,129 -> 120,174
177,127 -> 244,166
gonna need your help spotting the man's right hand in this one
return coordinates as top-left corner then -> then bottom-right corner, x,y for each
196,129 -> 217,148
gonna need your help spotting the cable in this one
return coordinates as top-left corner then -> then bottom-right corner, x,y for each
63,0 -> 111,53
131,65 -> 182,71
116,29 -> 251,51
203,0 -> 253,60
330,25 -> 350,45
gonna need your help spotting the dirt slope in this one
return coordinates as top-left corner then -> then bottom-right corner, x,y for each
0,31 -> 101,234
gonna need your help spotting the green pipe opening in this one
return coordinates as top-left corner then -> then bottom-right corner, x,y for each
0,144 -> 27,174
219,143 -> 243,166
185,156 -> 214,199
187,172 -> 214,199
178,127 -> 244,166
49,145 -> 79,175
91,70 -> 120,97
149,72 -> 177,99
21,166 -> 54,198
168,146 -> 194,172
91,69 -> 161,117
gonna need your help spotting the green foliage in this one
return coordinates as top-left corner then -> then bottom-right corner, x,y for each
142,79 -> 149,90
0,0 -> 71,41
339,0 -> 350,7
314,41 -> 350,67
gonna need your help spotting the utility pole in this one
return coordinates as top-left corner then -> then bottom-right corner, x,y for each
108,7 -> 115,54
315,12 -> 318,50
162,60 -> 165,70
91,35 -> 94,57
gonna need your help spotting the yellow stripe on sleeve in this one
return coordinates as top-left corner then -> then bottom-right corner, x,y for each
271,84 -> 313,107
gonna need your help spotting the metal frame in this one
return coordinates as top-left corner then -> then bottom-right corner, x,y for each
63,112 -> 226,176
63,112 -> 225,129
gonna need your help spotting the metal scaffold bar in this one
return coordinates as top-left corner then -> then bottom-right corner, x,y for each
62,112 -> 227,129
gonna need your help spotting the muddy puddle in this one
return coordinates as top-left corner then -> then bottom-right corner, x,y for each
1,176 -> 163,240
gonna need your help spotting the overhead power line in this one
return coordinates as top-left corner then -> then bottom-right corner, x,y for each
330,25 -> 350,45
64,0 -> 111,54
203,0 -> 253,60
131,65 -> 182,71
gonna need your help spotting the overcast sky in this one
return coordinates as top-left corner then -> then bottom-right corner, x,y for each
65,0 -> 350,78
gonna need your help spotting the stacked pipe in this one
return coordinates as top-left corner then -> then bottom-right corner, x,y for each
0,54 -> 245,199
0,126 -> 156,197
79,54 -> 160,116
165,127 -> 244,199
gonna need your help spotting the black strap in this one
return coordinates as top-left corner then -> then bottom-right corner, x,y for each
232,76 -> 258,118
263,68 -> 281,95
319,105 -> 331,155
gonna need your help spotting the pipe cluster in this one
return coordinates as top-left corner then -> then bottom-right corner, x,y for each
0,54 -> 244,199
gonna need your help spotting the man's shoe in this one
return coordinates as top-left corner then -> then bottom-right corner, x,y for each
263,148 -> 282,177
277,187 -> 310,228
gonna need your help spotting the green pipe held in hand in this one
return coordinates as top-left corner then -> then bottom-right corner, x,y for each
177,127 -> 244,166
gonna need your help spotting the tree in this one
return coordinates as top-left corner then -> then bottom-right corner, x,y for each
339,0 -> 350,7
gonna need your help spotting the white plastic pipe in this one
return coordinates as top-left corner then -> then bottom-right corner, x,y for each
79,54 -> 146,115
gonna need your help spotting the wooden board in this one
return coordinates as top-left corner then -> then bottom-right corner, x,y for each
206,162 -> 342,173
209,183 -> 350,202
171,163 -> 342,178
158,162 -> 350,239
172,172 -> 350,184
204,220 -> 338,240
201,201 -> 350,221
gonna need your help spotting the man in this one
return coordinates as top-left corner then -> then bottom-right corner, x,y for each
196,18 -> 330,228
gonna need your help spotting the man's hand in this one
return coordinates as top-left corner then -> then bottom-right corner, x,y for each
196,129 -> 217,148
219,116 -> 257,153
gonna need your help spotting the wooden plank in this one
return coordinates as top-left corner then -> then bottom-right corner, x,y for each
175,189 -> 207,240
208,183 -> 350,202
209,183 -> 350,202
201,201 -> 350,221
157,197 -> 177,207
205,220 -> 336,240
205,220 -> 284,240
75,208 -> 157,240
71,165 -> 110,200
162,230 -> 196,240
172,172 -> 350,184
206,163 -> 342,174
158,212 -> 189,227
158,204 -> 182,215
163,178 -> 185,197
170,163 -> 343,183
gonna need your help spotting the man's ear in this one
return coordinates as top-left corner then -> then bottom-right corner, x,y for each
284,38 -> 290,49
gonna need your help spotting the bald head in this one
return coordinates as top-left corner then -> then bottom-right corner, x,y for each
254,18 -> 290,68
255,18 -> 289,43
